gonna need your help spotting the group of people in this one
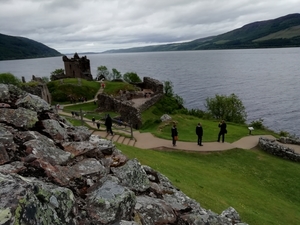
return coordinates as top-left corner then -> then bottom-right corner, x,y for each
171,120 -> 227,147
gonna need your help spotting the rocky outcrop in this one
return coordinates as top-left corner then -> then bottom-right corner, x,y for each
258,137 -> 300,162
0,83 -> 248,225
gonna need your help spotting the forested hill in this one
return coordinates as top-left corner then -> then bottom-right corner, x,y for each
0,33 -> 61,61
103,13 -> 300,53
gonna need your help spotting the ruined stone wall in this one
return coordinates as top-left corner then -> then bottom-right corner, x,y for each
22,83 -> 52,104
138,93 -> 163,112
143,77 -> 164,94
258,137 -> 300,162
97,94 -> 143,129
96,77 -> 164,129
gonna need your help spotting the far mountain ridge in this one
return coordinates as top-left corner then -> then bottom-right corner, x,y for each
103,13 -> 300,53
0,33 -> 61,61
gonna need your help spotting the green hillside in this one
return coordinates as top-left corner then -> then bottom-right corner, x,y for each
0,33 -> 61,60
104,13 -> 300,53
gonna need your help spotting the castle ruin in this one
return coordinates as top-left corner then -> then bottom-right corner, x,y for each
62,53 -> 93,81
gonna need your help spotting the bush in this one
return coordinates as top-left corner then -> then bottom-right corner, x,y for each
0,73 -> 21,86
205,93 -> 247,124
123,72 -> 142,83
279,130 -> 289,137
249,118 -> 265,130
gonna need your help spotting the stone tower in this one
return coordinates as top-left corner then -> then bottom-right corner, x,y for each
62,53 -> 93,80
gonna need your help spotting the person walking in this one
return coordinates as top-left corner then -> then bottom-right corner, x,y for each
96,121 -> 100,130
92,117 -> 95,125
105,114 -> 113,135
196,123 -> 203,146
218,120 -> 227,143
171,123 -> 178,147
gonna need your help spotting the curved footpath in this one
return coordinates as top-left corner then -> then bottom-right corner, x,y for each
93,129 -> 300,154
58,109 -> 300,154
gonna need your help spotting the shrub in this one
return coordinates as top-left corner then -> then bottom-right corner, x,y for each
205,93 -> 247,124
279,130 -> 289,137
249,118 -> 265,130
123,72 -> 142,83
0,73 -> 21,86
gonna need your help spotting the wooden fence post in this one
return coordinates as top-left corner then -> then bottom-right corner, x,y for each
130,123 -> 133,140
80,109 -> 84,125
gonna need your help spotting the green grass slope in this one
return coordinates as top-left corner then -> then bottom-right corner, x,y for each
0,33 -> 61,60
117,144 -> 300,225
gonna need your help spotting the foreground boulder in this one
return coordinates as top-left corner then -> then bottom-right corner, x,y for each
0,84 -> 248,225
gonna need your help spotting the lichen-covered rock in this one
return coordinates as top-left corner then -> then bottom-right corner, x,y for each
0,161 -> 26,174
62,141 -> 100,157
0,173 -> 77,225
85,175 -> 136,224
66,125 -> 91,142
89,135 -> 115,154
24,135 -> 71,165
134,196 -> 177,224
41,119 -> 69,141
0,143 -> 10,165
0,84 -> 10,101
16,93 -> 51,112
0,107 -> 38,129
111,159 -> 150,192
220,207 -> 242,223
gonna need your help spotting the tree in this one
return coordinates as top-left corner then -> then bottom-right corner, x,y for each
0,73 -> 21,86
205,93 -> 247,123
111,68 -> 122,80
41,76 -> 50,83
123,72 -> 142,83
164,80 -> 174,97
50,69 -> 64,81
96,66 -> 110,80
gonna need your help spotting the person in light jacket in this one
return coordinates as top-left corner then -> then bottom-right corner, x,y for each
196,123 -> 203,146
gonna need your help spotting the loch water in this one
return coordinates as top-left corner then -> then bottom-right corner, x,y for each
1,48 -> 299,136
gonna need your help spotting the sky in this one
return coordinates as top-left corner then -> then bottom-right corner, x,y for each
0,0 -> 299,54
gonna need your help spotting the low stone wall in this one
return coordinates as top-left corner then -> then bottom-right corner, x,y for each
258,137 -> 300,162
138,93 -> 163,112
277,136 -> 300,145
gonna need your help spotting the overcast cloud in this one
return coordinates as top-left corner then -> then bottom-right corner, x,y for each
0,0 -> 299,53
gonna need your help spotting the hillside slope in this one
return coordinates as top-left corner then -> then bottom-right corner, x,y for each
0,33 -> 61,60
104,13 -> 300,53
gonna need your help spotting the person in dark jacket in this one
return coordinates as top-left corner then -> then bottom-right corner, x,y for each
171,123 -> 178,147
196,123 -> 203,146
218,120 -> 227,143
105,114 -> 113,135
96,121 -> 100,130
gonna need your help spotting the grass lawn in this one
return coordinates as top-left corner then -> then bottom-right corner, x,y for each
116,143 -> 300,225
47,78 -> 100,104
141,113 -> 278,143
103,81 -> 138,96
